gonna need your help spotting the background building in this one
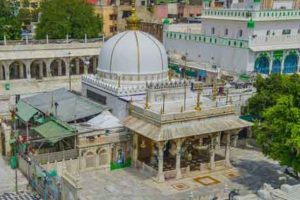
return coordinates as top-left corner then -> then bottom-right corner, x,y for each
164,0 -> 300,75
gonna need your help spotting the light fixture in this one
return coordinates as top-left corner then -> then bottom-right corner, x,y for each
140,140 -> 146,149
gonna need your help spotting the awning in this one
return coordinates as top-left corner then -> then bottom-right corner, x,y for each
33,120 -> 75,144
124,114 -> 253,142
16,101 -> 38,122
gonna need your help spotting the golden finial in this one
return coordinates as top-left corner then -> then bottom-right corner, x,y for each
118,75 -> 121,88
144,91 -> 150,109
212,79 -> 218,100
126,0 -> 141,30
195,84 -> 202,111
168,68 -> 172,81
129,97 -> 133,114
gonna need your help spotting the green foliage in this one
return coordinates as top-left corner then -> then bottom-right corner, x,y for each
0,0 -> 22,40
18,8 -> 32,25
35,0 -> 103,39
247,74 -> 300,172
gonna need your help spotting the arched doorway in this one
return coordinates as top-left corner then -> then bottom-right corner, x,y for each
50,59 -> 66,76
85,151 -> 96,169
30,60 -> 47,79
98,149 -> 109,166
70,58 -> 84,75
272,59 -> 281,74
255,55 -> 269,74
283,53 -> 298,74
0,65 -> 5,80
9,61 -> 27,79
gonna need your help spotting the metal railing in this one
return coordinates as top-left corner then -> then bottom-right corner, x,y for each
0,35 -> 105,46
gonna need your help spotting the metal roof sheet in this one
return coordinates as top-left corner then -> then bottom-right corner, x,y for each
33,119 -> 75,144
16,101 -> 39,122
22,88 -> 108,122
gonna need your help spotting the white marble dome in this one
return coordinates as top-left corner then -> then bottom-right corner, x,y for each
98,31 -> 168,78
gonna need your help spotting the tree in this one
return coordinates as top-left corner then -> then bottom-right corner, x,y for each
0,0 -> 21,40
247,74 -> 300,172
255,95 -> 300,172
35,0 -> 103,39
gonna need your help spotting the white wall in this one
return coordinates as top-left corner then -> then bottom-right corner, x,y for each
164,36 -> 253,74
253,20 -> 300,36
81,83 -> 129,120
273,0 -> 294,9
201,19 -> 250,40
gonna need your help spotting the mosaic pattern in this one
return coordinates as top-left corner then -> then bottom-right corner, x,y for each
171,183 -> 190,191
193,176 -> 220,186
224,171 -> 240,179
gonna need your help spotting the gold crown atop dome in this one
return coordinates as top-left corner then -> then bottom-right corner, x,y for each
126,0 -> 141,30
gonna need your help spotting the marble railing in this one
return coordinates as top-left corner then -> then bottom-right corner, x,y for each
165,31 -> 249,48
203,8 -> 300,20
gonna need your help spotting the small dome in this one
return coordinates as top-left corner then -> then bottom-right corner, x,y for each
98,31 -> 168,77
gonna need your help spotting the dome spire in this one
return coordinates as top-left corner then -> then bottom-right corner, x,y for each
126,0 -> 141,30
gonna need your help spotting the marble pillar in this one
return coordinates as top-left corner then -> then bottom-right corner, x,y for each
233,134 -> 238,147
19,63 -> 24,78
157,142 -> 165,182
0,65 -> 3,80
225,132 -> 231,167
46,60 -> 52,77
297,54 -> 300,73
4,63 -> 9,80
75,59 -> 80,75
39,61 -> 43,78
93,57 -> 97,73
175,139 -> 183,179
25,61 -> 31,80
269,52 -> 273,75
132,133 -> 138,167
65,59 -> 70,77
210,135 -> 215,170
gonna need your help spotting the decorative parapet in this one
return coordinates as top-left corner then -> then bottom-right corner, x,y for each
146,79 -> 191,90
202,8 -> 300,21
81,75 -> 147,96
130,101 -> 235,126
165,31 -> 249,49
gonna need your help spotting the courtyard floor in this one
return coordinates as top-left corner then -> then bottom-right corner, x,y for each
0,156 -> 28,194
79,147 -> 300,200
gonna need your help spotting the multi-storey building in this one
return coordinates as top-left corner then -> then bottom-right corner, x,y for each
164,0 -> 300,75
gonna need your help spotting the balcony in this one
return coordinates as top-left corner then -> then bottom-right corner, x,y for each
202,8 -> 300,21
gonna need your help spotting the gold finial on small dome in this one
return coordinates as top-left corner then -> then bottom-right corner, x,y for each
126,0 -> 141,30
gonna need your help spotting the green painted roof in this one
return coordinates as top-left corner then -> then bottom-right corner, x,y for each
16,101 -> 38,122
33,119 -> 75,144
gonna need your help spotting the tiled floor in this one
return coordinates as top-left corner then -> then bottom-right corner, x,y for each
78,147 -> 300,200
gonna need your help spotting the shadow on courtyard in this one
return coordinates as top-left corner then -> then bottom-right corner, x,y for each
231,159 -> 300,192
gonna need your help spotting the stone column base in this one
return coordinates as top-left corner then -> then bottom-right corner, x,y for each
176,171 -> 182,180
156,172 -> 165,183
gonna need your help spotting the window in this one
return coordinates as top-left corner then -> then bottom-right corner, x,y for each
141,0 -> 145,5
266,30 -> 270,36
238,29 -> 243,37
298,29 -> 300,34
122,11 -> 131,18
225,28 -> 228,36
109,14 -> 117,20
211,27 -> 215,35
282,29 -> 291,35
87,90 -> 107,105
